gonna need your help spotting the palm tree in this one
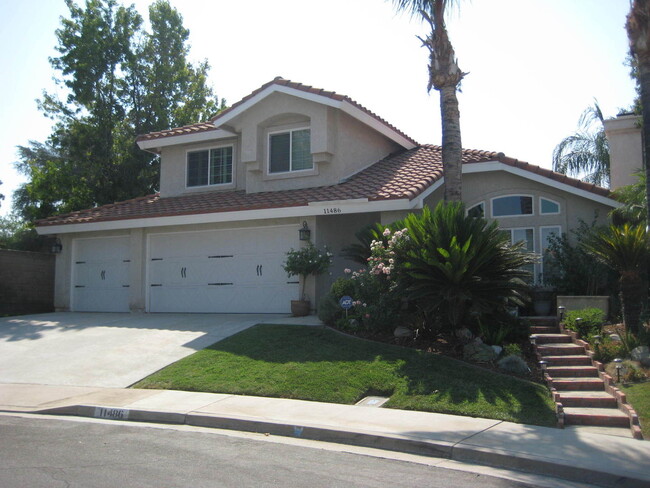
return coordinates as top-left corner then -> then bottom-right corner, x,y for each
627,1 -> 650,228
583,224 -> 649,334
552,102 -> 610,187
392,0 -> 465,202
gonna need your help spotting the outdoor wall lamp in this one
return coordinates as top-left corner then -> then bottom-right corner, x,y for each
299,221 -> 311,241
558,305 -> 566,321
614,358 -> 623,382
51,238 -> 63,254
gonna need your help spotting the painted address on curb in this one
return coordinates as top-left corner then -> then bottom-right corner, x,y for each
94,406 -> 130,420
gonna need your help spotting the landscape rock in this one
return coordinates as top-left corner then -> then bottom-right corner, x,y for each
455,327 -> 474,344
609,333 -> 621,342
497,354 -> 530,375
394,326 -> 413,339
631,346 -> 650,367
491,345 -> 503,356
463,339 -> 497,362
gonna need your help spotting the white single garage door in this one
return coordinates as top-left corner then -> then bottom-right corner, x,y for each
148,225 -> 299,313
72,236 -> 130,312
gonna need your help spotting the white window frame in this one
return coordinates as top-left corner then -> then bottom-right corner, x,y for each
540,197 -> 561,215
267,126 -> 313,174
185,144 -> 235,189
490,194 -> 534,218
466,201 -> 485,218
539,225 -> 562,284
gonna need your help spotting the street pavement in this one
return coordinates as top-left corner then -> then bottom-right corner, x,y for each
1,312 -> 649,487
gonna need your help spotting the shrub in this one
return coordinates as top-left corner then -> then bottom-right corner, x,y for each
503,343 -> 523,357
593,338 -> 624,363
393,202 -> 535,332
564,308 -> 605,338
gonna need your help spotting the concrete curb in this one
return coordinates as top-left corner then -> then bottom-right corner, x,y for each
29,403 -> 650,488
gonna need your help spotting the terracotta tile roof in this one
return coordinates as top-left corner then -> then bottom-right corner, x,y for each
35,146 -> 611,228
135,77 -> 417,147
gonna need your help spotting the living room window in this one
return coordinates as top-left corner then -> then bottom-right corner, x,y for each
187,146 -> 233,187
269,128 -> 312,173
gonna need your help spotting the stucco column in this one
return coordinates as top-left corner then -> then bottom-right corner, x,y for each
53,234 -> 72,311
129,228 -> 146,313
604,114 -> 643,190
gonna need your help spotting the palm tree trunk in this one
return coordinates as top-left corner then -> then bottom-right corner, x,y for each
620,271 -> 643,334
439,85 -> 463,202
639,62 -> 650,229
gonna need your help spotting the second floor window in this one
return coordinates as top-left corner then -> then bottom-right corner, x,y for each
269,128 -> 312,173
187,146 -> 233,187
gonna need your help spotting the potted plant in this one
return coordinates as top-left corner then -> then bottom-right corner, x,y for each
283,242 -> 333,316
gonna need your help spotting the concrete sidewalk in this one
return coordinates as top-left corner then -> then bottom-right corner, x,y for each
0,383 -> 648,488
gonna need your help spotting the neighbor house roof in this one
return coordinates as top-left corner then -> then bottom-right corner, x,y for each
136,77 -> 418,149
35,146 -> 611,229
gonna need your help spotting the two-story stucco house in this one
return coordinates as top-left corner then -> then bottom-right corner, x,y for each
35,77 -> 619,314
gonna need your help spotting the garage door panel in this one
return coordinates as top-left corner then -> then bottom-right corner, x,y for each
148,226 -> 298,313
72,236 -> 130,312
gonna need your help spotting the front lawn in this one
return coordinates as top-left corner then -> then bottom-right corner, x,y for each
134,324 -> 556,426
621,382 -> 650,438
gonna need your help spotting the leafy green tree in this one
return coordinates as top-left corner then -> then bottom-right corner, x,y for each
583,224 -> 649,334
552,101 -> 610,187
394,202 -> 534,331
611,170 -> 647,225
0,214 -> 44,251
14,0 -> 224,221
0,180 -> 4,209
392,0 -> 465,202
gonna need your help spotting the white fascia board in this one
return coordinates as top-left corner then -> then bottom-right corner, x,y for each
410,161 -> 621,209
36,198 -> 413,235
463,161 -> 620,208
213,84 -> 416,150
136,128 -> 238,151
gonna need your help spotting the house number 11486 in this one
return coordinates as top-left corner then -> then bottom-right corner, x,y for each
323,208 -> 342,214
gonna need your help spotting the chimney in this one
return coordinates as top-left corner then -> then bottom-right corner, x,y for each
604,114 -> 643,190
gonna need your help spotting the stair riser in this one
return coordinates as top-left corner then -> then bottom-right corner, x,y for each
564,415 -> 630,428
559,397 -> 618,408
547,369 -> 599,378
530,326 -> 559,334
538,346 -> 585,355
542,357 -> 593,366
535,336 -> 573,344
552,381 -> 605,391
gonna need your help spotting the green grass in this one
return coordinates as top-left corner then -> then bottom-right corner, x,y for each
134,324 -> 556,426
621,381 -> 650,438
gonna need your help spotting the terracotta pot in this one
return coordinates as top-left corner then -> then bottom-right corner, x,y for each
291,300 -> 311,317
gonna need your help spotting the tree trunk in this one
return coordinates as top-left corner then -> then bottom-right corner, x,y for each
439,85 -> 463,202
639,61 -> 650,229
620,271 -> 643,334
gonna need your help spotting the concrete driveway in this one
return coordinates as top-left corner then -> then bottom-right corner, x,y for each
0,312 -> 319,388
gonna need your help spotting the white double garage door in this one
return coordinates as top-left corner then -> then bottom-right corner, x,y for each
72,225 -> 299,313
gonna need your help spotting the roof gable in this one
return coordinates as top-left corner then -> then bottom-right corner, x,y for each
136,77 -> 417,151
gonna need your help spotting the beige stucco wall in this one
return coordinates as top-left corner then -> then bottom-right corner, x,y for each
158,92 -> 401,198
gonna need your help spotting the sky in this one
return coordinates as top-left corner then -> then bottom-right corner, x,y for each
0,0 -> 637,217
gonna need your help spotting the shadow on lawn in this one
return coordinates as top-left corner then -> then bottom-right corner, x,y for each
209,324 -> 556,425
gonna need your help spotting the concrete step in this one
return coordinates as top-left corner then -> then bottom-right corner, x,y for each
563,407 -> 630,428
532,333 -> 572,344
529,326 -> 558,334
551,377 -> 605,391
541,355 -> 593,366
556,391 -> 618,408
537,343 -> 586,356
564,424 -> 634,438
546,365 -> 599,377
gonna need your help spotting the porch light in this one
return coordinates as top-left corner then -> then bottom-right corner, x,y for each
557,305 -> 566,321
614,358 -> 623,382
299,221 -> 311,241
51,238 -> 63,254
